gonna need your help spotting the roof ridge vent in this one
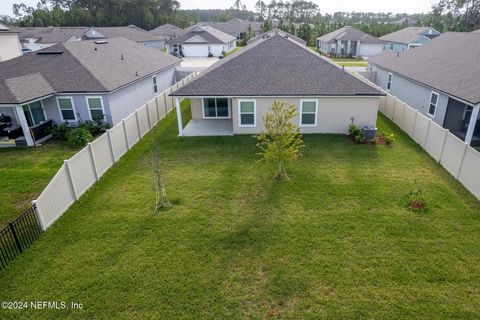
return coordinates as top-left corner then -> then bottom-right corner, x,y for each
94,40 -> 108,44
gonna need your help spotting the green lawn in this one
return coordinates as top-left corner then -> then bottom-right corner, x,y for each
0,142 -> 77,227
1,100 -> 480,319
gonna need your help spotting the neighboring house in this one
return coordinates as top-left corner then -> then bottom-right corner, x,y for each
186,18 -> 263,40
169,34 -> 384,137
10,25 -> 164,52
316,26 -> 385,58
166,26 -> 237,58
247,29 -> 307,46
393,17 -> 418,26
380,27 -> 441,52
149,23 -> 185,40
472,29 -> 480,33
369,32 -> 480,147
0,24 -> 22,62
0,37 -> 180,147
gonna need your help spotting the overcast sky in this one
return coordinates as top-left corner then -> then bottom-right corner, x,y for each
0,0 -> 435,17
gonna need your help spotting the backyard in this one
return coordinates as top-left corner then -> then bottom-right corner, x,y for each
330,57 -> 368,67
1,101 -> 480,319
0,142 -> 77,227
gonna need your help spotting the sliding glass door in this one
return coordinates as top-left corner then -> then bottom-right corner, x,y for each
23,101 -> 46,127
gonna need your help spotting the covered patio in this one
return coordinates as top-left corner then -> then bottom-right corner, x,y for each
183,119 -> 233,136
443,99 -> 480,147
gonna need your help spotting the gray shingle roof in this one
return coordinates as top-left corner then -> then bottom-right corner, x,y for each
170,34 -> 383,97
472,29 -> 480,34
167,26 -> 235,45
369,32 -> 480,105
0,37 -> 180,104
92,25 -> 162,42
10,26 -> 89,43
149,23 -> 185,37
247,29 -> 307,46
379,27 -> 433,44
186,18 -> 263,34
317,26 -> 384,44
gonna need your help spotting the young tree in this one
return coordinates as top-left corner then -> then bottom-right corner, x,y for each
256,101 -> 305,180
152,130 -> 172,212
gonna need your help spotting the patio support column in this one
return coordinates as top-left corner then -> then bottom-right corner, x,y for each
465,104 -> 480,145
14,106 -> 34,146
175,98 -> 183,137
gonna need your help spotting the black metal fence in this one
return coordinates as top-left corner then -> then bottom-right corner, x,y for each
0,205 -> 43,271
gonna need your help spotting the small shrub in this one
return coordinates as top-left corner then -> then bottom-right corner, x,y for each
50,123 -> 70,141
66,127 -> 93,148
383,132 -> 396,145
348,124 -> 361,137
78,119 -> 110,136
354,134 -> 366,144
404,181 -> 427,211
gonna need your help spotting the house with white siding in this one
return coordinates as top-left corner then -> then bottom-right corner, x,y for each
166,26 -> 237,58
169,33 -> 384,137
369,32 -> 480,147
0,38 -> 180,147
316,26 -> 384,58
380,27 -> 441,52
0,23 -> 22,62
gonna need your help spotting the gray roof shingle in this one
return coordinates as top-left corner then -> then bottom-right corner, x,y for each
170,34 -> 383,97
186,18 -> 263,35
0,37 -> 180,104
167,26 -> 235,45
149,23 -> 185,37
317,26 -> 384,44
369,32 -> 480,105
247,29 -> 307,46
379,27 -> 435,44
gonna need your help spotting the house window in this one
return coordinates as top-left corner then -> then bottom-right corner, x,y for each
386,73 -> 393,91
152,75 -> 158,94
428,91 -> 439,117
57,97 -> 76,122
22,101 -> 46,126
87,97 -> 105,121
203,98 -> 229,118
238,99 -> 256,127
389,43 -> 394,50
300,99 -> 318,127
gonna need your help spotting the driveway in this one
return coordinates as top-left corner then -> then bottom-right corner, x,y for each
180,57 -> 220,72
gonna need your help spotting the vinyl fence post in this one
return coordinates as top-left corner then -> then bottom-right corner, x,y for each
122,120 -> 130,150
31,200 -> 46,231
411,111 -> 419,137
88,143 -> 99,181
64,159 -> 78,201
424,119 -> 432,148
438,129 -> 450,164
107,129 -> 116,163
135,110 -> 141,138
155,97 -> 160,124
146,104 -> 152,130
163,91 -> 168,115
457,143 -> 469,179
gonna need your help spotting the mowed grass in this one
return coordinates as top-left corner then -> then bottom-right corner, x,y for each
0,142 -> 77,227
1,101 -> 480,319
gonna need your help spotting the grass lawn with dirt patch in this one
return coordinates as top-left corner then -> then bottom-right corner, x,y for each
1,100 -> 480,319
0,142 -> 77,227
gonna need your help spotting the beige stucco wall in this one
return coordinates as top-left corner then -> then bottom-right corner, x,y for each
0,34 -> 22,62
190,96 -> 380,134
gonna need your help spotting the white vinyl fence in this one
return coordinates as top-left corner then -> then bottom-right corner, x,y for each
32,73 -> 198,230
376,89 -> 480,201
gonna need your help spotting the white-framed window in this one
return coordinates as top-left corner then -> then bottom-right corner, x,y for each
57,96 -> 77,122
152,75 -> 158,94
86,96 -> 105,121
386,73 -> 393,91
300,99 -> 318,127
202,98 -> 230,118
428,91 -> 439,117
238,99 -> 256,127
22,100 -> 46,127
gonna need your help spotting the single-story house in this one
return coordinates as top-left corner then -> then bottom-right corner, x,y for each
0,23 -> 22,62
316,26 -> 385,58
10,25 -> 165,52
369,32 -> 480,146
169,32 -> 384,137
186,18 -> 263,40
0,37 -> 180,147
247,29 -> 307,46
380,27 -> 441,52
149,23 -> 185,41
166,26 -> 237,58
